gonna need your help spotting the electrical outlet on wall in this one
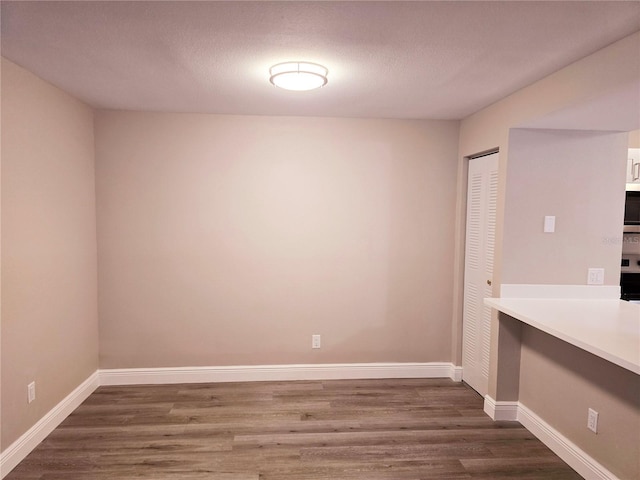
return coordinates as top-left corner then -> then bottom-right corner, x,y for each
587,268 -> 604,285
312,334 -> 321,349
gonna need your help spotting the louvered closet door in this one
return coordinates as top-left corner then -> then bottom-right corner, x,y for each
462,152 -> 498,396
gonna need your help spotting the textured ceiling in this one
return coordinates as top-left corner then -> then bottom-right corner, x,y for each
1,1 -> 639,119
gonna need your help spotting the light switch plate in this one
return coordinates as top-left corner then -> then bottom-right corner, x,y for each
587,408 -> 599,433
543,216 -> 556,233
27,382 -> 36,404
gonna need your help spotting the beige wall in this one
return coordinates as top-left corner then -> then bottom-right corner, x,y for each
1,59 -> 99,449
0,55 -> 3,459
455,32 -> 640,392
456,32 -> 640,475
520,327 -> 640,479
95,112 -> 460,368
503,128 -> 627,286
455,29 -> 639,284
1,26 -> 638,478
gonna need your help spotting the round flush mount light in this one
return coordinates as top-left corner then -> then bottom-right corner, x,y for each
269,61 -> 328,91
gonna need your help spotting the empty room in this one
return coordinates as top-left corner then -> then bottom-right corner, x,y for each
1,1 -> 639,479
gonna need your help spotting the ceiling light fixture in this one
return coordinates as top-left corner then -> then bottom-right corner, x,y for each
269,61 -> 328,91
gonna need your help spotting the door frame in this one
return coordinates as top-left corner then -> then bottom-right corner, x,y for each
452,148 -> 500,387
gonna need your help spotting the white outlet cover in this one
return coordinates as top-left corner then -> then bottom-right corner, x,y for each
587,268 -> 605,285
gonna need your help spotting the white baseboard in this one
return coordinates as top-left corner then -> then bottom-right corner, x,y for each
449,365 -> 463,382
5,365 -> 618,480
99,362 -> 463,385
1,365 -> 620,480
0,371 -> 100,479
483,396 -> 619,480
517,403 -> 619,480
483,395 -> 519,421
0,362 -> 460,478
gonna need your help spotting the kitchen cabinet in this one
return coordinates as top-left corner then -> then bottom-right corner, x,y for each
628,148 -> 640,184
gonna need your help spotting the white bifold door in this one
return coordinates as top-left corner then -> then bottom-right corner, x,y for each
462,152 -> 498,396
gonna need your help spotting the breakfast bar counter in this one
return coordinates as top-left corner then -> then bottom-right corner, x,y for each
485,297 -> 640,375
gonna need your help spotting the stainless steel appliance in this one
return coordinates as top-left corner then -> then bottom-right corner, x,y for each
621,231 -> 640,301
624,191 -> 640,225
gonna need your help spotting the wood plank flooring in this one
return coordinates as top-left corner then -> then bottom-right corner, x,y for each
5,378 -> 583,479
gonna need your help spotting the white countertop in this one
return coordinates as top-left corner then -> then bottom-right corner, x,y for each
485,297 -> 640,375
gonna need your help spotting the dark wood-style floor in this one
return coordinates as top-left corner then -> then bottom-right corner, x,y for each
5,378 -> 582,479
